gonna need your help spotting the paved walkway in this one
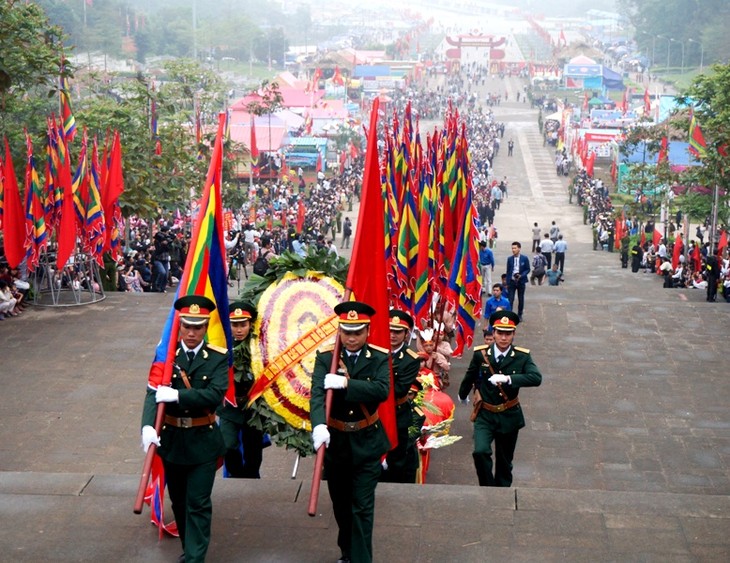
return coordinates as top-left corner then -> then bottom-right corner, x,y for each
1,74 -> 729,561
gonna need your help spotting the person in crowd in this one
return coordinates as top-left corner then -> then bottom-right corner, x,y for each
457,310 -> 542,486
310,301 -> 390,563
531,222 -> 541,253
530,249 -> 547,286
539,233 -> 554,269
381,310 -> 422,484
141,295 -> 228,563
505,241 -> 530,320
545,263 -> 564,286
478,240 -> 495,295
218,301 -> 269,478
484,283 -> 511,325
553,234 -> 567,272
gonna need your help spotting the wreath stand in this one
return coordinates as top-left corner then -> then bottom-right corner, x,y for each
31,249 -> 106,307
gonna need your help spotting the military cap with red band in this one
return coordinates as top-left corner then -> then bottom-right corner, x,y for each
389,309 -> 414,331
229,300 -> 257,322
175,295 -> 216,326
334,301 -> 375,331
489,310 -> 520,332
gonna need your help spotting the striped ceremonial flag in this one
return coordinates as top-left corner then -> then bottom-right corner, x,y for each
23,134 -> 48,271
688,111 -> 708,159
60,75 -> 77,143
143,113 -> 233,537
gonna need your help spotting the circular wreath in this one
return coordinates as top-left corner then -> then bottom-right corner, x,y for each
239,248 -> 349,457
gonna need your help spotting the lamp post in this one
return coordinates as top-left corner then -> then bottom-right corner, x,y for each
670,38 -> 685,75
688,38 -> 704,71
657,35 -> 671,71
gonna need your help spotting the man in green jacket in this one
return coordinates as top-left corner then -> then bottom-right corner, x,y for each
457,310 -> 542,487
310,300 -> 391,563
218,301 -> 266,478
381,309 -> 422,483
141,295 -> 228,563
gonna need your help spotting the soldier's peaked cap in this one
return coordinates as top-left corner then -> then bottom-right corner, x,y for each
489,310 -> 520,332
334,301 -> 375,332
175,295 -> 216,326
389,309 -> 414,330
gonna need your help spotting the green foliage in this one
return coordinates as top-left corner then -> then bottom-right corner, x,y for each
0,1 -> 69,100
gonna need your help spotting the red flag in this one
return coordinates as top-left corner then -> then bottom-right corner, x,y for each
585,151 -> 596,177
643,89 -> 651,115
653,229 -> 662,248
621,88 -> 628,114
2,139 -> 26,268
718,230 -> 728,256
315,152 -> 323,173
250,117 -> 259,178
658,136 -> 668,164
347,98 -> 397,449
55,128 -> 78,270
332,65 -> 345,86
296,198 -> 306,233
102,131 -> 124,257
582,92 -> 589,111
671,233 -> 683,270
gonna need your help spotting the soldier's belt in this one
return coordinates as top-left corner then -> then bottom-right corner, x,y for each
395,395 -> 410,406
164,414 -> 217,428
328,412 -> 380,432
480,397 -> 520,413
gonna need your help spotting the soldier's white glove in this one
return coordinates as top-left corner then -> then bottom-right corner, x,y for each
141,425 -> 160,452
488,374 -> 511,385
458,395 -> 470,405
155,386 -> 179,403
312,424 -> 330,451
324,373 -> 348,389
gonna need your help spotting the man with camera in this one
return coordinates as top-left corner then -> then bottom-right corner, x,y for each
505,242 -> 530,321
152,226 -> 173,293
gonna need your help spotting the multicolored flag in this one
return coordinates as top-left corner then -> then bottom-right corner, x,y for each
55,123 -> 78,270
102,131 -> 124,259
250,117 -> 259,177
142,113 -> 233,536
84,139 -> 106,265
23,134 -> 49,271
688,111 -> 708,159
60,75 -> 77,143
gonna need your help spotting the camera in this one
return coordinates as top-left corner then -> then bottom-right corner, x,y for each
513,272 -> 521,281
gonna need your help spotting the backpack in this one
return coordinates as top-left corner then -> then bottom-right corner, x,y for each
532,254 -> 546,276
253,251 -> 270,276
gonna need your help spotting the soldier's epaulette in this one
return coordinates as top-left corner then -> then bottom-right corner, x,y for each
318,343 -> 336,353
206,343 -> 227,354
368,343 -> 389,354
473,344 -> 489,351
514,346 -> 530,354
406,348 -> 421,359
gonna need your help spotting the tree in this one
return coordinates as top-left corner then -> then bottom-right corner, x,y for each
676,64 -> 730,232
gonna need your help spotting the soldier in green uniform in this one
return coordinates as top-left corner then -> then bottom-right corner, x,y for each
457,310 -> 542,487
310,301 -> 391,563
141,295 -> 228,563
380,309 -> 422,483
218,301 -> 267,478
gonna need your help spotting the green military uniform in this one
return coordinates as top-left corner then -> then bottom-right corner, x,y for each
142,341 -> 228,563
458,341 -> 542,487
381,344 -> 421,483
217,338 -> 265,478
311,342 -> 391,563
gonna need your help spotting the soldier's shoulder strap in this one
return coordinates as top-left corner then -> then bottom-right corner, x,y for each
405,348 -> 421,359
514,346 -> 531,354
368,343 -> 389,354
473,344 -> 489,351
318,343 -> 336,353
206,343 -> 228,355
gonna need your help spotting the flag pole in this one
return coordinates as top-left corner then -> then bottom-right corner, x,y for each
307,289 -> 349,517
133,404 -> 166,513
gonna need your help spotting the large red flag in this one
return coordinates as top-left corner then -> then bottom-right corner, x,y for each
55,128 -> 78,270
671,233 -> 683,270
346,97 -> 397,449
102,131 -> 124,256
250,117 -> 259,178
2,139 -> 26,268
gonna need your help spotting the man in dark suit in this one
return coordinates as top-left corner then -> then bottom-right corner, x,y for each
381,309 -> 422,483
458,310 -> 542,487
218,301 -> 267,478
310,301 -> 391,563
141,295 -> 228,563
505,241 -> 531,320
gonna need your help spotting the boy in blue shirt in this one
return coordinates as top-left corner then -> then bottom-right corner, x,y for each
483,283 -> 511,327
